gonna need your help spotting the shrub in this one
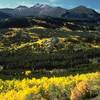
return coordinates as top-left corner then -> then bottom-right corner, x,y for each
70,81 -> 90,100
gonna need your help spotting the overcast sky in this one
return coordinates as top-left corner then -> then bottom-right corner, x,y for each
0,0 -> 100,12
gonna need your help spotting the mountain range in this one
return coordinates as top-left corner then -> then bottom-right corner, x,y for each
0,3 -> 100,21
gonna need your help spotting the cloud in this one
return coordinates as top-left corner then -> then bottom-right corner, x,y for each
48,0 -> 57,3
49,0 -> 57,2
95,9 -> 100,13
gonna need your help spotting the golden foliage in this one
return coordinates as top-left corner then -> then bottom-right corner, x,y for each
0,72 -> 100,100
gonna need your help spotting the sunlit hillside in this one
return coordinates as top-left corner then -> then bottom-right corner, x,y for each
0,72 -> 100,100
0,2 -> 100,100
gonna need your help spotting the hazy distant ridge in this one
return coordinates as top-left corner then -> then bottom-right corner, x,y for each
0,4 -> 100,20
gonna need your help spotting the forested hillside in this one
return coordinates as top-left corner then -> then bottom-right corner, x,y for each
0,24 -> 100,70
0,3 -> 100,100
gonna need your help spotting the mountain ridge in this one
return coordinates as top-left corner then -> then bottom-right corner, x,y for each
0,4 -> 100,21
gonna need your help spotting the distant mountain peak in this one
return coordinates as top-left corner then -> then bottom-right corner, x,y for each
16,5 -> 28,10
33,3 -> 50,8
75,5 -> 87,9
33,3 -> 41,7
0,4 -> 99,20
71,5 -> 90,11
70,5 -> 98,15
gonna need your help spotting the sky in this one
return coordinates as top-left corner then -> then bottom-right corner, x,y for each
0,0 -> 100,12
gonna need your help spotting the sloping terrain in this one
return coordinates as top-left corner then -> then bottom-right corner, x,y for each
0,4 -> 99,20
0,4 -> 100,100
0,27 -> 100,70
0,11 -> 10,19
0,72 -> 100,100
